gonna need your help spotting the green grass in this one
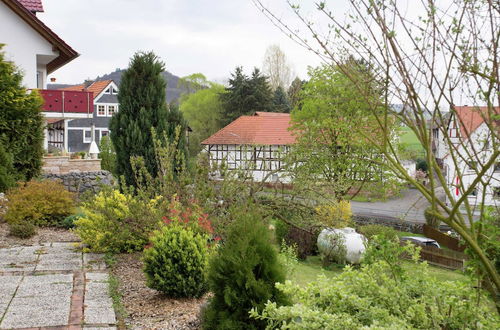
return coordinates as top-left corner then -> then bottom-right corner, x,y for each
400,127 -> 425,157
290,254 -> 467,286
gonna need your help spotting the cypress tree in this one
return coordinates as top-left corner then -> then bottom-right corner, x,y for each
0,46 -> 44,182
110,51 -> 173,187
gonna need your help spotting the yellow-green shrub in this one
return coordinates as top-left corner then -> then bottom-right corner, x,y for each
5,180 -> 75,227
316,200 -> 353,228
74,189 -> 162,253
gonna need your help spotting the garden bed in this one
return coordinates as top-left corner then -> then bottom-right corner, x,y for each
110,252 -> 207,329
0,222 -> 79,248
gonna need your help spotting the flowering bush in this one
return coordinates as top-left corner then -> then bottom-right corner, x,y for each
315,200 -> 352,228
162,195 -> 213,236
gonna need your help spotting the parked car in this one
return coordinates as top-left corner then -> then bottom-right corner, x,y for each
401,236 -> 441,249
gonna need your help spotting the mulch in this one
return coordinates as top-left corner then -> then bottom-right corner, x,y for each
0,222 -> 80,248
111,252 -> 208,329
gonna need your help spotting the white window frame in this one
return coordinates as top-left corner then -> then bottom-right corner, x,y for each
97,104 -> 106,117
83,129 -> 92,143
99,129 -> 110,140
107,105 -> 117,117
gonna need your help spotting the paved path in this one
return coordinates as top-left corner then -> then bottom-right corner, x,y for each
351,187 -> 445,223
0,242 -> 116,329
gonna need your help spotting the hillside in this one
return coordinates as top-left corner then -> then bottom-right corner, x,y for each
48,69 -> 188,102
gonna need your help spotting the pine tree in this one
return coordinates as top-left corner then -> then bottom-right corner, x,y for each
0,137 -> 16,192
202,209 -> 288,329
219,67 -> 274,127
287,77 -> 304,110
272,86 -> 291,113
0,46 -> 44,182
110,51 -> 181,188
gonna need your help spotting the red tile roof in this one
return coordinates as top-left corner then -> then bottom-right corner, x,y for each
454,106 -> 500,138
60,80 -> 113,100
18,0 -> 43,12
202,112 -> 296,145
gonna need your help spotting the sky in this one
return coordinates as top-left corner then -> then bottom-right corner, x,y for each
39,0 -> 327,85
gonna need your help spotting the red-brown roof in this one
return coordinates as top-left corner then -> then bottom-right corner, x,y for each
2,0 -> 77,74
18,0 -> 43,12
202,112 -> 296,145
60,80 -> 113,100
454,106 -> 500,138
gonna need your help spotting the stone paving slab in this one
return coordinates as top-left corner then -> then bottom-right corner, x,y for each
0,243 -> 116,329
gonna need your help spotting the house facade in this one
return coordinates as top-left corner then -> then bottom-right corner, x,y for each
202,112 -> 294,183
441,106 -> 500,207
1,0 -> 93,151
55,80 -> 119,152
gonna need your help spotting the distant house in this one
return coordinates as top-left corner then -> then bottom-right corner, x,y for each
202,112 -> 295,183
49,80 -> 119,152
1,0 -> 95,152
440,106 -> 500,206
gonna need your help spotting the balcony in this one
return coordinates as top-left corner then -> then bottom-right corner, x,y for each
39,90 -> 94,119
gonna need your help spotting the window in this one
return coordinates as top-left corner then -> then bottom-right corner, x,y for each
107,105 -> 116,116
111,86 -> 118,95
104,87 -> 111,94
83,129 -> 91,143
493,187 -> 500,199
97,105 -> 106,116
100,130 -> 109,139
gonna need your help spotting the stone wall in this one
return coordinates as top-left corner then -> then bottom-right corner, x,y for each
42,156 -> 101,175
353,215 -> 451,234
43,171 -> 114,195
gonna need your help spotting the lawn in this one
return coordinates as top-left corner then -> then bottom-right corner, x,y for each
290,254 -> 467,286
399,126 -> 425,157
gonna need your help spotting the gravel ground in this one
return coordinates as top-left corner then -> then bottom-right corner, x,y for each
0,222 -> 80,248
111,252 -> 207,329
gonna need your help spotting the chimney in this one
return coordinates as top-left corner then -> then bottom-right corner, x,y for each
83,79 -> 93,88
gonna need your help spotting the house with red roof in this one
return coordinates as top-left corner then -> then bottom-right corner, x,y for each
441,106 -> 500,206
45,80 -> 119,152
1,0 -> 94,152
202,112 -> 295,183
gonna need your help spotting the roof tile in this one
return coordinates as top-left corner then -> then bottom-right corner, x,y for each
59,80 -> 113,100
202,112 -> 295,145
454,106 -> 499,138
18,0 -> 43,12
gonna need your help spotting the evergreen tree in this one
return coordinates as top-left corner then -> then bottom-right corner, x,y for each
272,86 -> 291,113
0,138 -> 16,192
202,208 -> 288,329
219,67 -> 274,127
287,77 -> 304,110
0,46 -> 44,182
110,51 -> 177,187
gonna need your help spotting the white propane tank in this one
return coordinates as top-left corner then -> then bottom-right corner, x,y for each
317,227 -> 367,264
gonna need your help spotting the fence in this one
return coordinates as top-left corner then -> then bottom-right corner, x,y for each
418,245 -> 467,270
423,224 -> 465,252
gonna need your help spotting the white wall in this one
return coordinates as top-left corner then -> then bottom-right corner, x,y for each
443,122 -> 500,207
0,1 -> 58,88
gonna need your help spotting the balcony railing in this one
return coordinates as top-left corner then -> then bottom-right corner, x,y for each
39,90 -> 94,114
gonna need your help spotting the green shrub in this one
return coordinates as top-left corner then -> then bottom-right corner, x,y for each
9,219 -> 36,238
416,158 -> 428,172
202,209 -> 289,329
99,135 -> 116,175
358,224 -> 398,241
252,237 -> 499,329
0,140 -> 16,192
5,180 -> 75,227
61,213 -> 83,229
74,189 -> 162,253
143,225 -> 209,298
424,206 -> 441,228
274,218 -> 289,244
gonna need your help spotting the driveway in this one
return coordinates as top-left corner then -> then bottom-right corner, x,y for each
351,187 -> 444,223
0,242 -> 116,329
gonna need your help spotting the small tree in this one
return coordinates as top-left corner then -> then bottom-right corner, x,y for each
0,46 -> 44,182
202,208 -> 288,329
98,135 -> 116,175
110,51 -> 175,188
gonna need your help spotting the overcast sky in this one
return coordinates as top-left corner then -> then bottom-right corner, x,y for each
39,0 -> 329,85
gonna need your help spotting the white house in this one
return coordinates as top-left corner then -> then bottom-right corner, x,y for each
0,0 -> 93,151
441,106 -> 500,207
202,112 -> 295,183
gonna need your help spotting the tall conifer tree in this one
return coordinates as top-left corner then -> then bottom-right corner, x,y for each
110,51 -> 183,187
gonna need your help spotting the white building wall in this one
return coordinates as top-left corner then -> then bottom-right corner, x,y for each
443,123 -> 500,207
0,1 -> 58,88
206,144 -> 291,184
